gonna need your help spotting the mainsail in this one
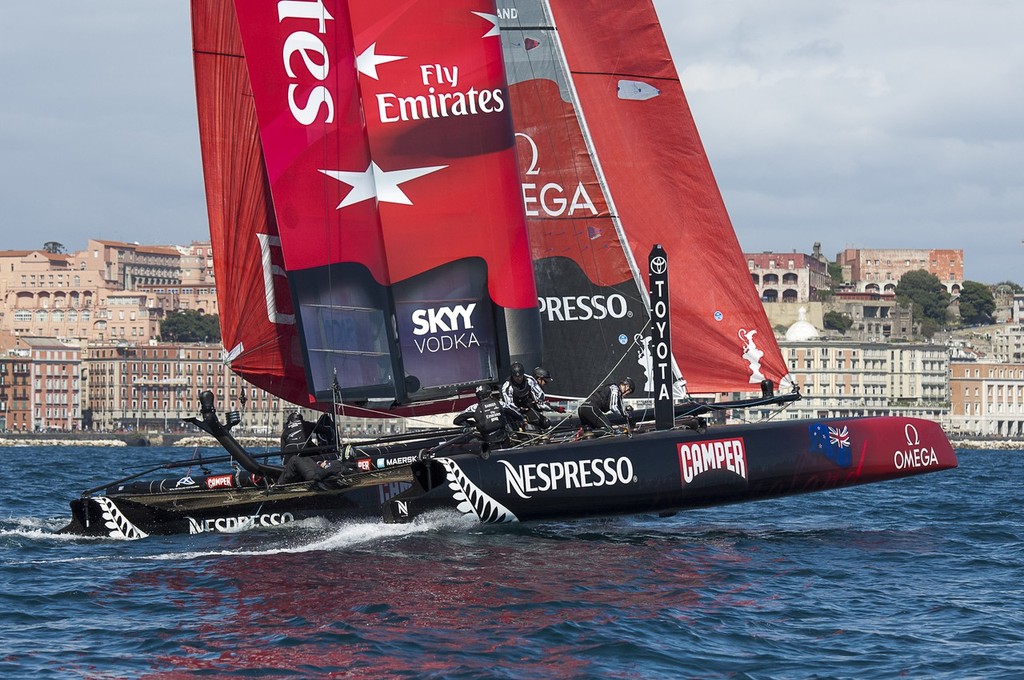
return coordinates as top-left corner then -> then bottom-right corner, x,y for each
192,0 -> 542,413
498,0 -> 792,396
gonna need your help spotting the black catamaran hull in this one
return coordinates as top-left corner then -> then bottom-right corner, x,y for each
383,416 -> 957,524
60,468 -> 414,539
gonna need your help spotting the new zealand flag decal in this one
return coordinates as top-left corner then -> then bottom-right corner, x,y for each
809,423 -> 852,467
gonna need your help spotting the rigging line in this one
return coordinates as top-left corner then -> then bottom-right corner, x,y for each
575,318 -> 651,404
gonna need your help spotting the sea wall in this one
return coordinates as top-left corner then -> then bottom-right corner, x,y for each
952,439 -> 1024,451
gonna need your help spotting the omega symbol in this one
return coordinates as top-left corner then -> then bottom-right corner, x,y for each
904,423 -> 920,446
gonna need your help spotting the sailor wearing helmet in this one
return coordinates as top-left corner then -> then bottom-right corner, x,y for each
453,384 -> 510,451
500,362 -> 552,431
577,377 -> 635,433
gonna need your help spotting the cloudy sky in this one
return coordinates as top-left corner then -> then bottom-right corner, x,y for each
1,1 -> 1020,283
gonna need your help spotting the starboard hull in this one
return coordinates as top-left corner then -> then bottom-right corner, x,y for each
383,416 -> 958,524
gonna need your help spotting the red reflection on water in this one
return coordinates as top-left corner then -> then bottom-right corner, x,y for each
127,528 -> 736,677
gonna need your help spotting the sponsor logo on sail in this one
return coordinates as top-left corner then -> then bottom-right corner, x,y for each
187,512 -> 295,535
410,303 -> 480,354
276,0 -> 337,126
500,457 -> 636,500
894,423 -> 939,470
357,458 -> 372,472
678,438 -> 748,484
204,474 -> 235,490
376,65 -> 506,124
537,294 -> 631,322
516,132 -> 600,218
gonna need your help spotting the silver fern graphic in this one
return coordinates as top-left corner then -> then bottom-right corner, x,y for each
93,497 -> 149,540
436,457 -> 518,523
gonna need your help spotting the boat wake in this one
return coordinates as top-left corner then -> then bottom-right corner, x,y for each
0,517 -> 81,543
148,509 -> 477,561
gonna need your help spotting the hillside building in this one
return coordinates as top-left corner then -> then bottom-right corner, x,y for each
835,247 -> 963,295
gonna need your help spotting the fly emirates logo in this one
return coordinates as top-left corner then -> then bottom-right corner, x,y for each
678,438 -> 749,484
411,303 -> 479,353
377,63 -> 506,124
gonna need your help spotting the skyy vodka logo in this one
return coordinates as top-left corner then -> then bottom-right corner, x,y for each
410,303 -> 480,354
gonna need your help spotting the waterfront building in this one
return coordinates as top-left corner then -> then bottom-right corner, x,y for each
949,360 -> 1024,438
0,336 -> 83,432
0,347 -> 30,432
775,338 -> 949,423
84,341 -> 284,433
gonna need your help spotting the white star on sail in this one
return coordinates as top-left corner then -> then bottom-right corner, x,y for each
319,162 -> 448,208
356,43 -> 406,80
472,11 -> 501,38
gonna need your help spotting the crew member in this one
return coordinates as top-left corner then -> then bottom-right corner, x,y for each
578,377 -> 635,433
280,412 -> 314,463
454,385 -> 510,452
500,362 -> 550,431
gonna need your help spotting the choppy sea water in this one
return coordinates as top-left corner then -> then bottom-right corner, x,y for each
1,445 -> 1021,679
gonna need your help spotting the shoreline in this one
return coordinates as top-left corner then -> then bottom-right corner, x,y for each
949,439 -> 1024,451
0,432 -> 1020,450
0,433 -> 278,448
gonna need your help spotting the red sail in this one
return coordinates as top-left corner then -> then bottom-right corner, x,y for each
195,0 -> 540,412
191,0 -> 314,407
505,0 -> 792,395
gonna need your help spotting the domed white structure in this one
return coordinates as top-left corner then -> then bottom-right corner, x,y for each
785,306 -> 820,341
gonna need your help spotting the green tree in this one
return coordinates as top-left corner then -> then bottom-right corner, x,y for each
823,310 -> 853,334
160,310 -> 221,343
827,261 -> 844,284
919,318 -> 941,339
995,280 -> 1023,294
895,270 -> 950,327
958,280 -> 996,325
42,241 -> 65,254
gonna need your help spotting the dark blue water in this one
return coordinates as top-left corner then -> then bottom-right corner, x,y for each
1,446 -> 1021,678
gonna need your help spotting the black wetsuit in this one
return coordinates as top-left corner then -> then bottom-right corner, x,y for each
578,384 -> 626,430
454,398 -> 510,450
500,375 -> 550,430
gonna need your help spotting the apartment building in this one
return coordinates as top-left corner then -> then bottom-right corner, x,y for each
949,361 -> 1024,438
776,338 -> 949,422
0,336 -> 83,432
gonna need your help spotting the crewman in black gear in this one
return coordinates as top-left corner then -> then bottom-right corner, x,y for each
454,384 -> 510,452
500,362 -> 551,431
280,412 -> 314,463
578,377 -> 635,433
